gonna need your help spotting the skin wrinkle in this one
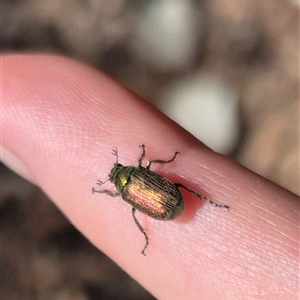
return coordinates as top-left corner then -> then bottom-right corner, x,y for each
246,252 -> 292,289
229,211 -> 296,255
261,211 -> 298,233
200,165 -> 253,196
203,214 -> 297,291
211,241 -> 293,296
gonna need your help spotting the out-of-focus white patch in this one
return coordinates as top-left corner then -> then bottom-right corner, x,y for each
157,75 -> 240,154
132,0 -> 202,72
288,0 -> 300,7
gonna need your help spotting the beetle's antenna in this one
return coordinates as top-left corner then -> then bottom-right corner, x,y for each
112,148 -> 118,164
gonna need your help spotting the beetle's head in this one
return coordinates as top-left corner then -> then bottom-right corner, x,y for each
109,163 -> 123,182
109,148 -> 122,182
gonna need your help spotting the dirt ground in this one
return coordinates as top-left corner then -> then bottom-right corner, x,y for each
1,0 -> 299,299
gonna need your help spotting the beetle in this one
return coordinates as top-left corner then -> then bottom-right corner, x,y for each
92,144 -> 229,255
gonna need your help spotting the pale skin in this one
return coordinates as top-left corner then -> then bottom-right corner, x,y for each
1,54 -> 299,299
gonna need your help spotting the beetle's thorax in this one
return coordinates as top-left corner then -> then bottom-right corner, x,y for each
109,163 -> 134,193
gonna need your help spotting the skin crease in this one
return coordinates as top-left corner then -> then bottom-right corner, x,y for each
1,54 -> 299,300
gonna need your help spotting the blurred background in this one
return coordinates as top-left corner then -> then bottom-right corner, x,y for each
1,0 -> 299,299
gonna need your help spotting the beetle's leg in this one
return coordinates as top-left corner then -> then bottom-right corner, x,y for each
132,207 -> 149,256
112,148 -> 118,164
147,151 -> 180,170
96,179 -> 110,186
138,144 -> 146,167
92,188 -> 120,197
175,184 -> 230,211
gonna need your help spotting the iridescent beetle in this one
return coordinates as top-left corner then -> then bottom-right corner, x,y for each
92,145 -> 229,255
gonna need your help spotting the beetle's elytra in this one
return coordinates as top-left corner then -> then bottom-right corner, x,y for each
92,145 -> 229,255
